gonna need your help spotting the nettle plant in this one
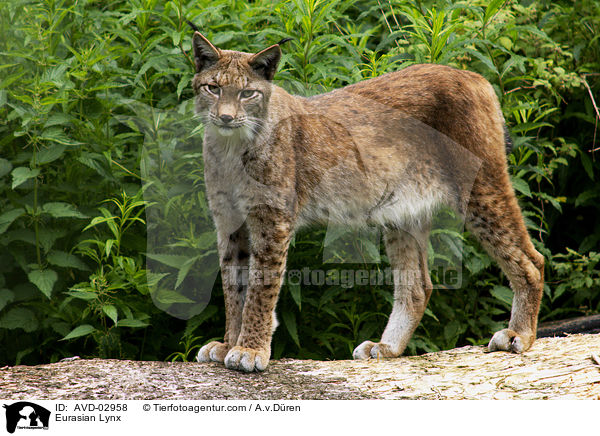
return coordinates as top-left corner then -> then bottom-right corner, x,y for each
0,0 -> 598,364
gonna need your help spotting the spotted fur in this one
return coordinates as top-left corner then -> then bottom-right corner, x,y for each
192,32 -> 544,372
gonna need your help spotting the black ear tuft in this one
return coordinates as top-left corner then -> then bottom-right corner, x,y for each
192,31 -> 220,73
249,45 -> 282,81
277,37 -> 293,46
186,19 -> 200,33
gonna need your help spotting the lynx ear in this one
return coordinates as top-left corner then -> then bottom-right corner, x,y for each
249,45 -> 282,81
192,31 -> 220,72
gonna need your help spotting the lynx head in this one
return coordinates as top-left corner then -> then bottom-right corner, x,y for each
191,32 -> 283,139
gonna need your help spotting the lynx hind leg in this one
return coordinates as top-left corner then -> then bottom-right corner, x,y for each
197,225 -> 249,363
467,180 -> 544,353
353,227 -> 432,360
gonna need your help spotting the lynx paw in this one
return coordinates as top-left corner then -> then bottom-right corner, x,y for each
488,329 -> 533,353
224,346 -> 270,372
197,341 -> 230,363
353,341 -> 397,360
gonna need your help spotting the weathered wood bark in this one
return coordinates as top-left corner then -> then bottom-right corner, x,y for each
1,333 -> 599,400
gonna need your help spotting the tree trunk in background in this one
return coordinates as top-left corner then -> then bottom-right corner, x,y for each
537,314 -> 600,338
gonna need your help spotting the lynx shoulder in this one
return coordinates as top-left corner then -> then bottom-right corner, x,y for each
190,31 -> 544,372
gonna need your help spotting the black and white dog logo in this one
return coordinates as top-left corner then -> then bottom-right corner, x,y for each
3,402 -> 50,434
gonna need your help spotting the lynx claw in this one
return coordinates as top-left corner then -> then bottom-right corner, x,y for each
197,341 -> 230,363
488,329 -> 531,353
224,346 -> 270,372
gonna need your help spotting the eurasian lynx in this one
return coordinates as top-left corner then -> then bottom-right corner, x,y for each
191,32 -> 544,372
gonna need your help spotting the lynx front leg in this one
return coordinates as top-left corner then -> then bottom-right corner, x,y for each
197,225 -> 249,363
354,228 -> 432,360
224,206 -> 293,372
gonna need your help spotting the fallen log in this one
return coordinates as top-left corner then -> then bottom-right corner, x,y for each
537,314 -> 600,337
1,333 -> 599,400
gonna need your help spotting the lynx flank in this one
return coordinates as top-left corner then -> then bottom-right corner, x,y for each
191,32 -> 544,372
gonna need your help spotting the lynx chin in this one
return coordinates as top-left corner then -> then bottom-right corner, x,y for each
191,31 -> 544,372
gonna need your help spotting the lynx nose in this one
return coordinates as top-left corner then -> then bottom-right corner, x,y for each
220,114 -> 234,124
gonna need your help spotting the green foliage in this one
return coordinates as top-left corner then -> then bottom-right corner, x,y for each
0,0 -> 598,365
64,190 -> 155,357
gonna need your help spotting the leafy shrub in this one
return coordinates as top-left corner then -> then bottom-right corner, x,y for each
0,0 -> 598,364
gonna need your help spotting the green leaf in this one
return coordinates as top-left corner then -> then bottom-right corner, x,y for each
553,283 -> 568,301
77,152 -> 115,181
27,268 -> 58,298
463,48 -> 498,74
510,121 -> 553,134
0,208 -> 25,234
66,289 -> 98,300
47,250 -> 89,270
423,307 -> 439,322
443,319 -> 461,343
36,144 -> 67,165
175,257 -> 198,289
361,239 -> 381,261
11,167 -> 40,189
102,304 -> 118,324
288,282 -> 302,310
83,214 -> 118,235
37,227 -> 68,253
490,285 -> 513,307
117,318 -> 149,328
39,127 -> 82,146
105,239 -> 115,257
0,71 -> 24,90
177,75 -> 191,98
498,36 -> 513,51
484,0 -> 505,23
0,158 -> 12,178
153,288 -> 195,304
61,324 -> 96,340
580,150 -> 594,181
146,253 -> 189,268
575,189 -> 600,208
44,113 -> 73,128
281,310 -> 300,347
0,307 -> 38,332
511,177 -> 532,197
145,271 -> 168,288
537,192 -> 562,213
0,289 -> 15,311
196,232 -> 217,250
42,202 -> 88,219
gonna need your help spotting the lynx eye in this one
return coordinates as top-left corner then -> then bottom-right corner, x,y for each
239,89 -> 257,99
205,84 -> 221,95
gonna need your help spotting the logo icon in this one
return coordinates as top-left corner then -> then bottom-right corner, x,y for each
3,402 -> 50,434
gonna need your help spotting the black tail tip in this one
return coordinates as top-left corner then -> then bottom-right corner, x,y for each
504,125 -> 513,154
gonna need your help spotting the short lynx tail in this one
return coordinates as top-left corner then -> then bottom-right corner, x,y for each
504,124 -> 513,154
